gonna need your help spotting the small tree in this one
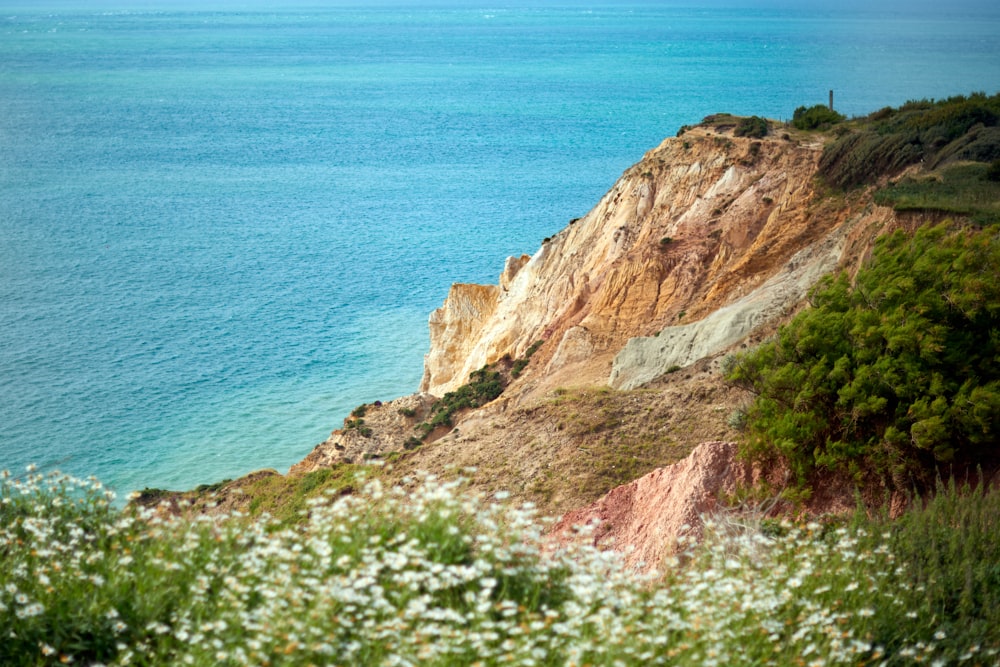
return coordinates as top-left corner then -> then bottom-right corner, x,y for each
734,115 -> 769,138
791,104 -> 845,131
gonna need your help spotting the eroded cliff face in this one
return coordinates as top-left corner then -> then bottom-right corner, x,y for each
166,118 -> 906,536
420,124 -> 889,399
548,440 -> 862,572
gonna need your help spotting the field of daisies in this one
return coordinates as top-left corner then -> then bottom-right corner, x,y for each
2,467 -> 999,667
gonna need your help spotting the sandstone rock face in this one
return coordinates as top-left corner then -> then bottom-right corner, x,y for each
548,440 -> 863,572
550,441 -> 753,571
609,221 -> 851,389
420,284 -> 501,396
289,393 -> 437,475
420,126 -> 888,397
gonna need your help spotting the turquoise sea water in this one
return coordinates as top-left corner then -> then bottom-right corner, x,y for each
2,2 -> 999,496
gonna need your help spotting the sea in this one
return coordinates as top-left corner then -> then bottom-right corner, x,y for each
2,1 -> 999,498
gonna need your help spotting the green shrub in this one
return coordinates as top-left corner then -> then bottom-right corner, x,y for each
791,104 -> 845,130
345,418 -> 372,437
734,115 -> 769,138
819,130 -> 923,189
422,365 -> 505,433
419,343 -> 545,438
510,358 -> 529,378
511,340 -> 544,379
726,223 -> 1000,490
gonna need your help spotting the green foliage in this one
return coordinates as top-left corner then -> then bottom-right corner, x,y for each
418,343 -> 545,438
421,366 -> 505,434
240,465 -> 365,524
702,112 -> 740,133
820,92 -> 1000,189
860,478 -> 1000,660
734,115 -> 769,138
192,478 -> 230,493
345,417 -> 373,437
350,403 -> 368,418
727,223 -> 1000,489
727,408 -> 748,431
819,130 -> 923,189
874,162 -> 1000,224
791,104 -> 845,131
511,340 -> 544,379
510,358 -> 528,378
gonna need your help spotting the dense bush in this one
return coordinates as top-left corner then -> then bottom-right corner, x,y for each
726,223 -> 1000,489
734,115 -> 769,138
418,342 -> 544,438
511,340 -> 544,379
819,131 -> 923,189
791,104 -> 845,131
420,365 -> 505,435
988,159 -> 1000,182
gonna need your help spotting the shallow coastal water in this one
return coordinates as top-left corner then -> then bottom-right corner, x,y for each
2,1 -> 999,495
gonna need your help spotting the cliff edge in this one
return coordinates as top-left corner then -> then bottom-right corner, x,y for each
420,121 -> 888,403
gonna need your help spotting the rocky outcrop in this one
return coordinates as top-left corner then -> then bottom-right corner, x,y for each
173,116 -> 919,547
549,440 -> 862,571
549,441 -> 754,571
289,393 -> 437,474
420,284 -> 502,395
420,124 -> 889,397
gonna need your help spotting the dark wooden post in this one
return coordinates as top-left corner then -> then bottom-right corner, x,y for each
829,90 -> 834,111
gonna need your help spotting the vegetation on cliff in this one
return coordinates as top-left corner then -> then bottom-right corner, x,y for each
4,468 -> 999,666
415,342 -> 544,441
726,222 -> 1000,491
792,104 -> 846,131
818,92 -> 1000,222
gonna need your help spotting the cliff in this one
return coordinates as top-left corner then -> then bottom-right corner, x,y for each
167,115 -> 903,531
420,121 -> 887,402
280,116 -> 902,520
